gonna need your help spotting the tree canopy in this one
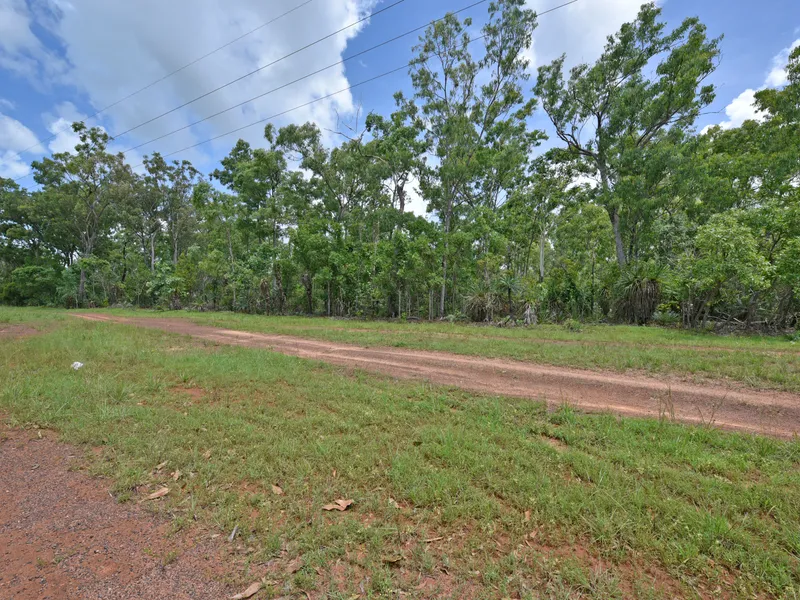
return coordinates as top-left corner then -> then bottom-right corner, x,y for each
1,3 -> 797,331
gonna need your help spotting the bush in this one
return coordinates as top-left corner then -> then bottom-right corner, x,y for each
652,310 -> 681,327
1,266 -> 60,306
613,262 -> 663,325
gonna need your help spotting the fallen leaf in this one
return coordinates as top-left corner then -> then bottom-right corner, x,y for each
332,469 -> 337,478
286,556 -> 303,573
424,536 -> 443,543
382,554 -> 404,564
203,450 -> 212,459
322,498 -> 354,511
524,510 -> 531,523
388,497 -> 400,509
155,461 -> 168,471
171,470 -> 182,481
230,581 -> 262,599
271,484 -> 284,496
144,487 -> 169,501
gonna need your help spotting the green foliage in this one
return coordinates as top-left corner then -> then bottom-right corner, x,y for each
678,213 -> 771,326
1,4 -> 797,332
613,262 -> 664,325
1,266 -> 59,306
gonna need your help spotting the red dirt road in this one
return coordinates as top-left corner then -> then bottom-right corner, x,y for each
77,313 -> 800,438
0,424 -> 231,599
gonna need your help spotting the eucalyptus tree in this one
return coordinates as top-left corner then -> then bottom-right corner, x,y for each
408,0 -> 541,316
31,123 -> 131,305
535,2 -> 720,268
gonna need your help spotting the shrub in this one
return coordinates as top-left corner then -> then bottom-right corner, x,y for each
613,262 -> 663,325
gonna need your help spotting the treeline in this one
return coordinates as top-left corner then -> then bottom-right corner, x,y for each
1,2 -> 798,329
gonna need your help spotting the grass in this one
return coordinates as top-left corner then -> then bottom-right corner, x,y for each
82,308 -> 800,393
2,307 -> 800,599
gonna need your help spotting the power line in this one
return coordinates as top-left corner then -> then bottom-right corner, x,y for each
122,0 -> 494,155
5,0 -> 317,165
130,0 -> 579,167
111,0 -> 407,140
123,0 -> 578,156
15,0 -> 578,182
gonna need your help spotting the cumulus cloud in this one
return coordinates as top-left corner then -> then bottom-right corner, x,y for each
27,0 -> 376,171
42,101 -> 86,154
40,102 -> 144,169
524,0 -> 648,69
0,111 -> 41,178
0,0 -> 67,81
708,38 -> 799,132
765,39 -> 800,87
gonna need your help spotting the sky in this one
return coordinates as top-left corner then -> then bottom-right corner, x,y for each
1,0 -> 799,215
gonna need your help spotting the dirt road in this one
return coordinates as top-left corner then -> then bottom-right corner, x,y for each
0,424 -> 231,599
77,313 -> 800,438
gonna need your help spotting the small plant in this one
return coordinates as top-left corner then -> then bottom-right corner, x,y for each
652,310 -> 681,327
613,262 -> 664,325
562,318 -> 582,332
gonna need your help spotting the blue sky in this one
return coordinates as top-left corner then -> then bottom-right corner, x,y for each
1,0 -> 799,207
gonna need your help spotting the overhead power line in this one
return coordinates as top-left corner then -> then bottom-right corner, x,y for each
111,0 -> 407,140
129,0 -> 579,167
14,0 -> 578,182
122,0 -> 495,155
6,0 -> 317,165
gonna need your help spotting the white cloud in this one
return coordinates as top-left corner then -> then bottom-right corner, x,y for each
0,98 -> 14,111
705,88 -> 767,133
404,172 -> 427,218
0,111 -> 41,178
40,102 -> 144,169
0,0 -> 67,80
524,0 -> 648,70
41,101 -> 81,153
28,0 -> 376,171
765,39 -> 800,87
709,38 -> 799,132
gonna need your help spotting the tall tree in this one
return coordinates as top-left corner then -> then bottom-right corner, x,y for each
535,2 -> 720,267
409,0 -> 541,316
31,123 -> 130,305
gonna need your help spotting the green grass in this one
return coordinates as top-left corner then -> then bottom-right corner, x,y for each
2,307 -> 800,598
89,308 -> 800,393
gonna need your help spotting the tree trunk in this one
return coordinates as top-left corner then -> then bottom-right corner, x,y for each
439,195 -> 453,318
611,207 -> 627,268
539,229 -> 546,283
78,268 -> 87,307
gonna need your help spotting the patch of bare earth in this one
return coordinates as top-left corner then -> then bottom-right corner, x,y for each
0,423 -> 232,599
76,313 -> 800,438
0,324 -> 39,339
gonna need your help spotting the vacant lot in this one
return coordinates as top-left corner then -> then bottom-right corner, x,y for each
2,307 -> 800,599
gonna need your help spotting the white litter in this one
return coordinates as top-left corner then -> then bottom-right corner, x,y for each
71,362 -> 84,370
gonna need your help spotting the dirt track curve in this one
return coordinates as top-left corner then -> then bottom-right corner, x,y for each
76,314 -> 800,439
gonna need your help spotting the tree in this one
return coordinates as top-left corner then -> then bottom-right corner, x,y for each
535,2 -> 720,267
679,213 -> 771,327
31,123 -> 131,306
409,0 -> 541,316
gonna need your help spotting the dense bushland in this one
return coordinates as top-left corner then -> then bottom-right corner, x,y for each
2,2 -> 798,330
